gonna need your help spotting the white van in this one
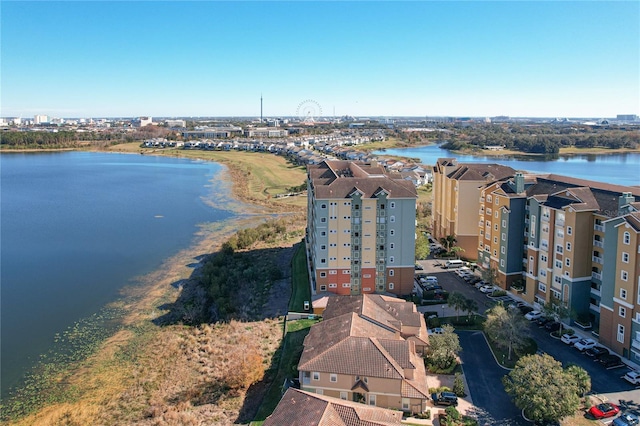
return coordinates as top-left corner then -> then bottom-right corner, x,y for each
442,259 -> 464,269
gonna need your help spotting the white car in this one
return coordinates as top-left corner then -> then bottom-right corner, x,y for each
574,338 -> 597,351
479,285 -> 495,294
455,267 -> 471,276
428,327 -> 444,335
524,310 -> 543,321
561,333 -> 580,345
624,370 -> 640,385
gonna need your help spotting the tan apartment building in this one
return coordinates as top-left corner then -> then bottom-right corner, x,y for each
264,388 -> 404,426
432,158 -> 515,260
298,295 -> 430,413
307,160 -> 418,296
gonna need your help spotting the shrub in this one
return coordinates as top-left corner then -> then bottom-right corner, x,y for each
453,372 -> 465,397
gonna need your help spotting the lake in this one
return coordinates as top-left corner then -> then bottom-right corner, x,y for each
375,144 -> 640,186
0,152 -> 234,399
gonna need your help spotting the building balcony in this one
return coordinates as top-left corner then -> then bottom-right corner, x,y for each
589,303 -> 601,313
593,239 -> 604,248
594,224 -> 604,232
632,339 -> 640,351
525,218 -> 530,224
592,256 -> 603,264
591,271 -> 602,281
590,287 -> 601,297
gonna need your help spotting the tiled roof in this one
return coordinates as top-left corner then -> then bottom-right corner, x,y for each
308,160 -> 417,199
322,295 -> 422,331
264,389 -> 403,426
446,163 -> 515,182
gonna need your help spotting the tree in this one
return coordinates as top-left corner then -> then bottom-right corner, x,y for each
415,233 -> 430,260
447,292 -> 466,321
503,354 -> 582,424
542,295 -> 576,336
462,298 -> 478,322
484,303 -> 529,361
453,372 -> 465,397
440,235 -> 457,252
451,246 -> 465,259
481,266 -> 499,287
426,325 -> 461,369
566,364 -> 591,397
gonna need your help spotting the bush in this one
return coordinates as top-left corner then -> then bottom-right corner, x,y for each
453,372 -> 465,397
490,290 -> 507,297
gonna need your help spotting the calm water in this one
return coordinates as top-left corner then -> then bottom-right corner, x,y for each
376,144 -> 640,186
1,152 -> 234,398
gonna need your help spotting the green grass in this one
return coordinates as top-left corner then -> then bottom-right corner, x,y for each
253,318 -> 318,422
484,335 -> 537,369
289,244 -> 311,312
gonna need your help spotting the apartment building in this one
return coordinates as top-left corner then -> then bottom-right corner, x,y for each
432,158 -> 515,260
307,160 -> 418,296
477,172 -> 530,288
298,296 -> 430,413
435,161 -> 640,361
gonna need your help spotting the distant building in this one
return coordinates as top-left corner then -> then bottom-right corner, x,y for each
617,114 -> 638,121
139,116 -> 153,127
243,127 -> 288,138
34,115 -> 49,124
165,119 -> 186,128
306,160 -> 417,296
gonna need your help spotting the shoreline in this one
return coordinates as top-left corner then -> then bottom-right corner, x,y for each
4,147 -> 304,425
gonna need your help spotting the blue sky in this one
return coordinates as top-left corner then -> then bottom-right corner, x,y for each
2,1 -> 638,118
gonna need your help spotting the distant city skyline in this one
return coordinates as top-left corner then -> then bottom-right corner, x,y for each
2,1 -> 638,118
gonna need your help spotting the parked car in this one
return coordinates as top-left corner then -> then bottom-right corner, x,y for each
474,280 -> 487,289
574,338 -> 597,351
536,316 -> 552,327
431,391 -> 458,406
624,370 -> 640,385
599,354 -> 624,368
519,305 -> 535,315
545,321 -> 561,332
561,333 -> 580,345
613,413 -> 640,426
479,285 -> 495,294
525,310 -> 543,321
588,402 -> 620,419
584,346 -> 609,359
467,276 -> 482,284
428,327 -> 444,335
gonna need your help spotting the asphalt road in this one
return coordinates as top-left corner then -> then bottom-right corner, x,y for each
458,330 -> 529,426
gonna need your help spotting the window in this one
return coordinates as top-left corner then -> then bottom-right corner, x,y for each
487,195 -> 492,203
622,271 -> 629,281
389,256 -> 394,263
567,226 -> 572,235
329,283 -> 337,288
389,269 -> 394,276
402,398 -> 410,411
540,269 -> 547,277
494,224 -> 498,231
501,246 -> 505,254
320,285 -> 327,291
619,307 -> 627,318
566,242 -> 571,251
622,252 -> 630,263
495,196 -> 500,205
321,217 -> 326,223
620,288 -> 627,300
390,229 -> 395,236
330,374 -> 337,382
390,202 -> 395,209
554,276 -> 562,284
320,204 -> 327,209
342,270 -> 351,274
321,231 -> 326,236
541,254 -> 547,262
556,245 -> 563,254
363,377 -> 368,384
502,220 -> 507,228
539,283 -> 547,292
368,394 -> 376,406
624,231 -> 631,245
501,233 -> 506,241
500,259 -> 505,267
494,236 -> 498,243
320,272 -> 326,277
340,392 -> 348,400
618,324 -> 625,343
389,243 -> 394,249
487,208 -> 492,215
329,270 -> 337,275
565,258 -> 571,267
555,260 -> 562,269
342,283 -> 351,288
388,282 -> 394,290
390,216 -> 396,223
313,372 -> 320,381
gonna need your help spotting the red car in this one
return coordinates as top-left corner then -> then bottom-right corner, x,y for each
589,403 -> 620,419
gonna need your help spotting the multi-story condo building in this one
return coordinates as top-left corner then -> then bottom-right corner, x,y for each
307,160 -> 417,296
436,160 -> 640,362
432,158 -> 515,260
477,172 -> 531,288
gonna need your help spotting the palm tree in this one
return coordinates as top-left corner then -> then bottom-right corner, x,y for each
463,298 -> 478,323
439,235 -> 457,252
448,292 -> 466,321
451,246 -> 465,259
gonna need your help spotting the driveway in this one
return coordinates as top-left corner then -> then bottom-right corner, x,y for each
458,330 -> 528,426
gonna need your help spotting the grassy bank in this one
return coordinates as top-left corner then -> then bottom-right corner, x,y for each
2,146 -> 309,425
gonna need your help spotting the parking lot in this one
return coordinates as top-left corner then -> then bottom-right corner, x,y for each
415,256 -> 640,423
